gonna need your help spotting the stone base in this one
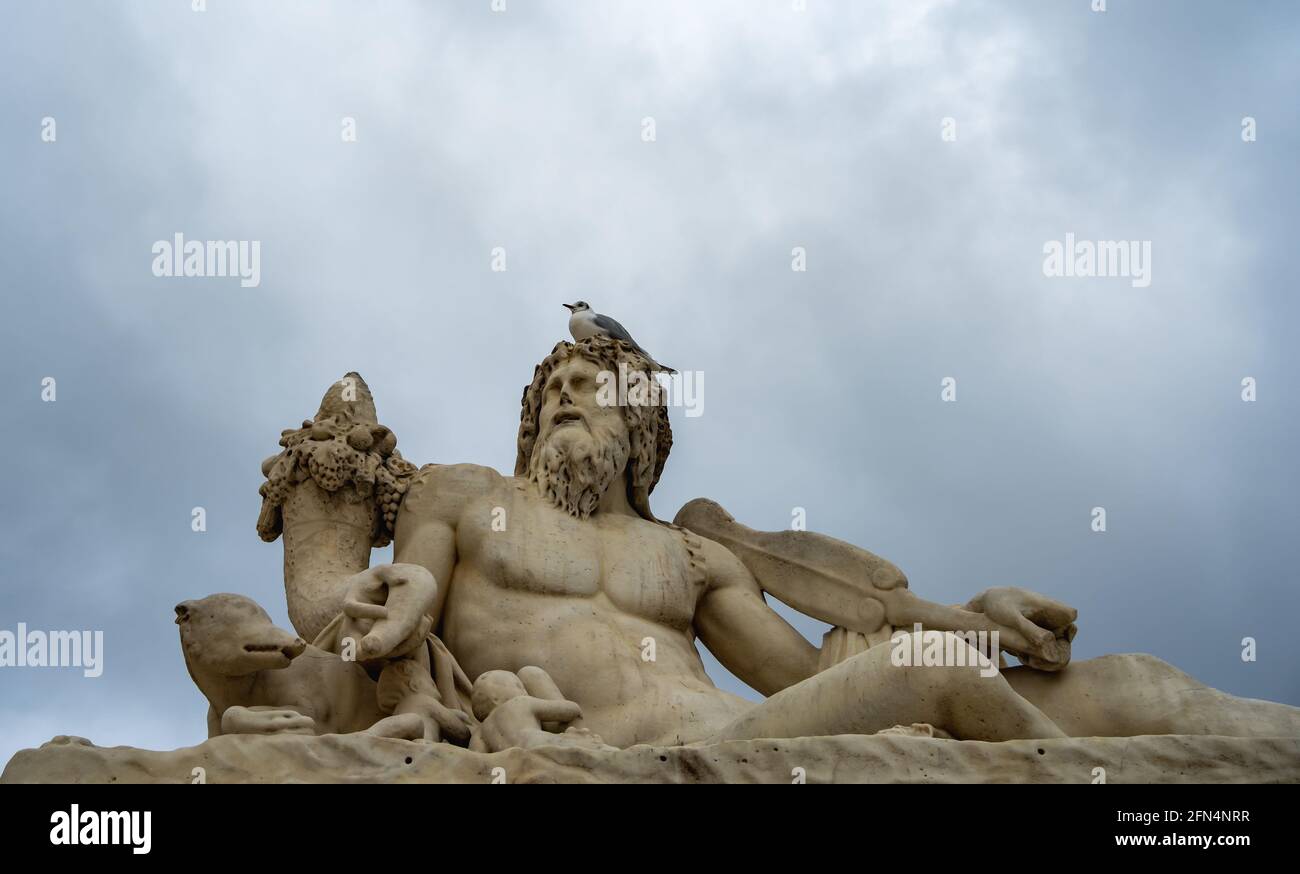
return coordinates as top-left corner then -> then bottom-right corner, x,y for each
4,732 -> 1298,783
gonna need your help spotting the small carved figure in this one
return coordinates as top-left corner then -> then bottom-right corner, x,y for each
469,667 -> 613,753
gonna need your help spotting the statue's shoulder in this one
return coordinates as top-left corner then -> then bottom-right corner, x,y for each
402,463 -> 507,521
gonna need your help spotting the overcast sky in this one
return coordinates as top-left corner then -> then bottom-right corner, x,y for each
2,0 -> 1298,766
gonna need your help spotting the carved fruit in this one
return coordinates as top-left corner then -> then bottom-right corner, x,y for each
347,425 -> 374,451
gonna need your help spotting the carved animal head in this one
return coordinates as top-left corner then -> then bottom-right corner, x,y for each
175,593 -> 306,678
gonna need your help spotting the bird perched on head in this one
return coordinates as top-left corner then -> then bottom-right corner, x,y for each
563,301 -> 676,373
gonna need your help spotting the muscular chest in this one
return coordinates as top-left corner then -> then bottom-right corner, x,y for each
460,490 -> 704,630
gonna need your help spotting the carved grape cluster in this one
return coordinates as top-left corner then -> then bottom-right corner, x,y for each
257,414 -> 418,548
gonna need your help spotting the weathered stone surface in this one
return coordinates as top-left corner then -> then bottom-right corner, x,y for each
4,732 -> 1297,785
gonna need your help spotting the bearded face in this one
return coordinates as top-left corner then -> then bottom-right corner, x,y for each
527,356 -> 632,518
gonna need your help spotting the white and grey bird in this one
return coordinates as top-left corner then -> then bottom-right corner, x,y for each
563,301 -> 676,372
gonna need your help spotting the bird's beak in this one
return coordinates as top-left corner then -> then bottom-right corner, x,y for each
562,303 -> 576,311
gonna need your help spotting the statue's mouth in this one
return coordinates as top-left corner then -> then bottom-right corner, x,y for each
244,642 -> 301,660
552,410 -> 585,429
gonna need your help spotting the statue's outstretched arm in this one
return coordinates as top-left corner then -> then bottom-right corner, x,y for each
677,498 -> 1075,672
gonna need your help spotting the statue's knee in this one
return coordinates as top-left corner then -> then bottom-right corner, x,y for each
893,632 -> 996,695
1099,652 -> 1182,683
1130,652 -> 1176,673
517,665 -> 550,685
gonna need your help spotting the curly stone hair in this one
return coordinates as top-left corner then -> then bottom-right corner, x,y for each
515,336 -> 673,522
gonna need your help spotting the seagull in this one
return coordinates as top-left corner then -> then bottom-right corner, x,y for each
563,301 -> 676,372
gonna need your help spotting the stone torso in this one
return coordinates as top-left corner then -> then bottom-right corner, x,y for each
438,476 -> 752,747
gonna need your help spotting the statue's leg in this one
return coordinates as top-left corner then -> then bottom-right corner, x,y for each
710,632 -> 1065,743
1004,653 -> 1300,738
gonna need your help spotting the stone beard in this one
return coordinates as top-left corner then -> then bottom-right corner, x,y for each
527,413 -> 631,519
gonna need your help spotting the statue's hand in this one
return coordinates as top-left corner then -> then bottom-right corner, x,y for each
965,586 -> 1077,670
221,706 -> 317,736
341,563 -> 437,662
405,699 -> 474,744
427,701 -> 473,744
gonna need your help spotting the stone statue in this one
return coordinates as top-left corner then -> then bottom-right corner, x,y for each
246,336 -> 1300,747
6,334 -> 1299,783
